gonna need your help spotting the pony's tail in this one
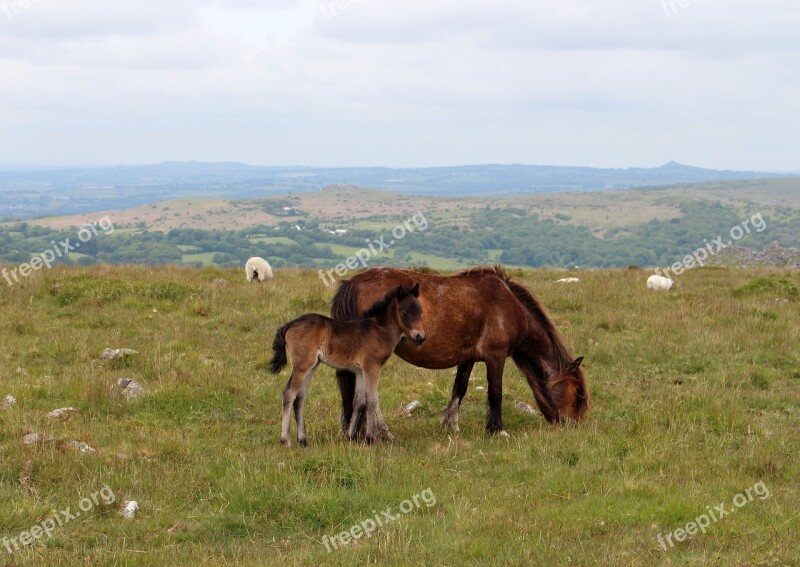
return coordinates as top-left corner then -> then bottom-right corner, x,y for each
270,323 -> 290,374
512,350 -> 558,423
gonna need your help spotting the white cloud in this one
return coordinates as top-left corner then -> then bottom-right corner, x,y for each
0,0 -> 797,169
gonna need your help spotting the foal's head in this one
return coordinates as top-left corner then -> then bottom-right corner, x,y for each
365,283 -> 425,345
394,283 -> 425,345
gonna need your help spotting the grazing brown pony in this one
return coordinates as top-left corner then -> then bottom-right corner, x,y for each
270,283 -> 425,446
331,266 -> 589,438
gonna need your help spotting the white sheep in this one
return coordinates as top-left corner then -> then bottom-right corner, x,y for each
647,274 -> 674,291
245,257 -> 273,282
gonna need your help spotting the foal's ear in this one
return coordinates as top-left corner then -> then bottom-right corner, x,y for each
410,282 -> 420,297
571,356 -> 584,370
395,284 -> 407,298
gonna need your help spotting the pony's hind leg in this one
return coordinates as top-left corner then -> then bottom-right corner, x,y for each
347,371 -> 367,442
441,361 -> 474,432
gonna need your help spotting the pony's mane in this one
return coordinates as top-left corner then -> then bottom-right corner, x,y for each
506,280 -> 573,372
362,287 -> 403,319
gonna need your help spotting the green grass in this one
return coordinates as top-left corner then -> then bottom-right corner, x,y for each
181,252 -> 219,266
0,265 -> 798,565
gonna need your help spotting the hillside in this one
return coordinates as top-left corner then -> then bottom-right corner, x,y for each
0,161 -> 793,219
2,179 -> 798,273
0,265 -> 797,564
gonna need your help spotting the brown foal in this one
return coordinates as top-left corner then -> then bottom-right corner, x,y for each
270,283 -> 425,446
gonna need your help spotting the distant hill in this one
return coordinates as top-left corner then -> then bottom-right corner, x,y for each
0,161 -> 791,219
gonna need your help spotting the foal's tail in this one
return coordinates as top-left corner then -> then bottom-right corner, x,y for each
270,323 -> 291,374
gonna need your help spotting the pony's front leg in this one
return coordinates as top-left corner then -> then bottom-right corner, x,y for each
347,371 -> 367,442
442,361 -> 474,432
485,357 -> 509,437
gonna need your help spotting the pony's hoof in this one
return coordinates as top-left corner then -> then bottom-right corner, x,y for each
298,438 -> 308,448
497,430 -> 510,438
381,429 -> 395,441
281,438 -> 292,448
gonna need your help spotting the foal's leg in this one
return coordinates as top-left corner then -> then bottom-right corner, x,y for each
293,362 -> 318,447
281,354 -> 316,447
485,357 -> 509,436
441,361 -> 475,432
362,365 -> 383,445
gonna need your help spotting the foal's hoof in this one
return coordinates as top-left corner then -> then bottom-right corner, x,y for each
298,438 -> 308,448
497,430 -> 510,438
281,438 -> 291,448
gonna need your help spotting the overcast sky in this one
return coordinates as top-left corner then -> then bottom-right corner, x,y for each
0,0 -> 797,169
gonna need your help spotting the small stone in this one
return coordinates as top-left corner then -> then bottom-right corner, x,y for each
69,441 -> 97,454
211,278 -> 228,290
1,395 -> 17,408
23,433 -> 55,445
15,367 -> 27,376
403,400 -> 421,415
120,501 -> 139,519
556,277 -> 580,283
47,407 -> 79,420
476,386 -> 485,391
100,348 -> 138,361
515,401 -> 538,415
117,378 -> 145,400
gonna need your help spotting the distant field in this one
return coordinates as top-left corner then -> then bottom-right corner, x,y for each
0,265 -> 797,565
13,179 -> 799,239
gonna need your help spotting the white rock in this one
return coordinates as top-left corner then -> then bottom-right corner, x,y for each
556,277 -> 580,283
23,432 -> 55,445
403,400 -> 421,414
15,367 -> 27,375
100,348 -> 138,361
120,501 -> 139,519
69,441 -> 97,454
117,378 -> 145,400
1,395 -> 17,408
47,407 -> 79,420
515,401 -> 538,415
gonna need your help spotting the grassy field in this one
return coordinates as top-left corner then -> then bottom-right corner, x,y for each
0,265 -> 798,566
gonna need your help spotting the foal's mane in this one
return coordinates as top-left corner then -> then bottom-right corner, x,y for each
362,287 -> 404,319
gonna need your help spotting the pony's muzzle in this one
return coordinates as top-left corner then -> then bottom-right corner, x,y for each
411,332 -> 426,345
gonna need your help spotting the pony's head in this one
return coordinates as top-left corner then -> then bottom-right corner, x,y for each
393,283 -> 425,345
549,356 -> 590,421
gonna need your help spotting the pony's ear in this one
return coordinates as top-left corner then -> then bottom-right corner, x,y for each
571,356 -> 584,370
410,282 -> 420,297
395,285 -> 407,299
